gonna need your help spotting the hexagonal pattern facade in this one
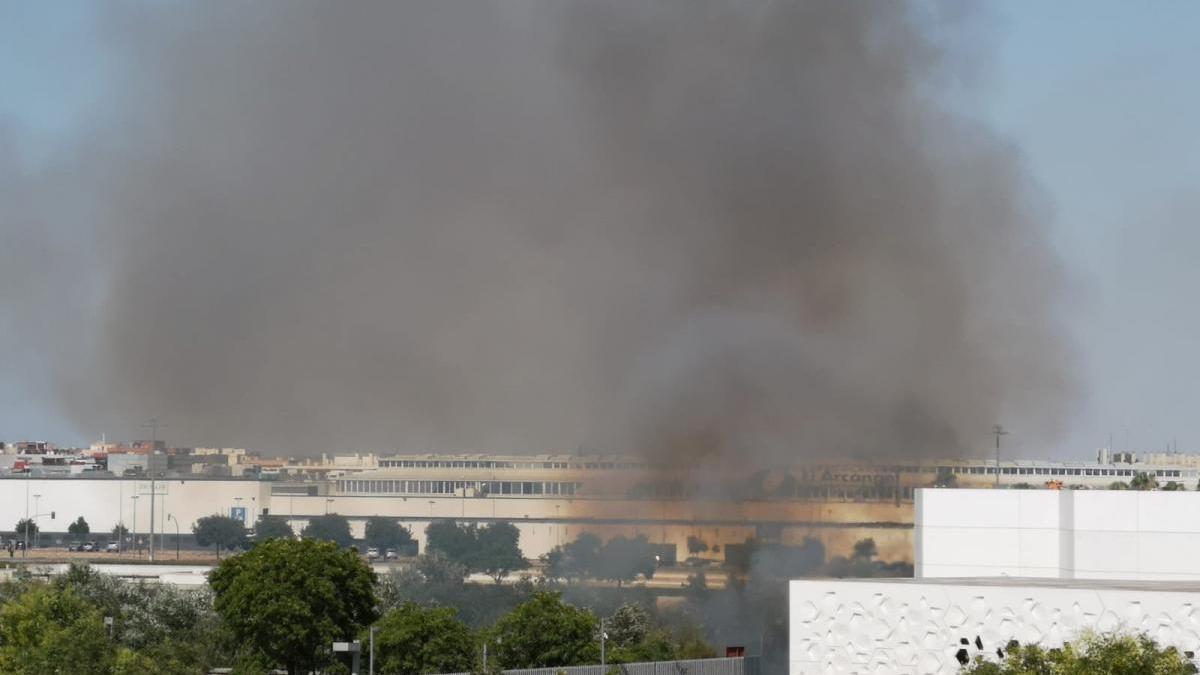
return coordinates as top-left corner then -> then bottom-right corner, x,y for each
790,580 -> 1200,675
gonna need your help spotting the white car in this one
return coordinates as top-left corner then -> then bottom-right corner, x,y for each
105,542 -> 120,553
385,548 -> 399,560
366,547 -> 380,560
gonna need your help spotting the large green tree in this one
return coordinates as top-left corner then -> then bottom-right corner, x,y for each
252,515 -> 295,542
489,591 -> 598,669
192,515 -> 247,559
14,518 -> 38,539
370,602 -> 476,675
209,538 -> 378,675
364,517 -> 414,552
542,532 -> 601,583
961,632 -> 1195,675
595,535 -> 657,587
302,513 -> 355,549
425,519 -> 477,566
0,585 -> 115,674
475,521 -> 527,583
68,516 -> 90,538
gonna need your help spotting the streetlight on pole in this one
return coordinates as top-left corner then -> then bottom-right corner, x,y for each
167,514 -> 180,560
993,425 -> 1009,488
131,496 -> 140,555
32,495 -> 41,549
600,618 -> 608,668
368,626 -> 378,675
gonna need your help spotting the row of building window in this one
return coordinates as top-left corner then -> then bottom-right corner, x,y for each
378,459 -> 643,470
946,466 -> 1187,478
336,479 -> 583,496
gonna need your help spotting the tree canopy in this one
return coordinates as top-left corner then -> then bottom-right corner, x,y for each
594,535 -> 657,586
475,521 -> 528,583
209,538 -> 378,675
14,518 -> 37,538
1130,472 -> 1158,490
364,517 -> 414,552
425,519 -> 477,564
489,591 -> 598,669
192,515 -> 247,559
68,516 -> 90,536
851,538 -> 877,561
370,602 -> 476,675
424,519 -> 528,581
961,632 -> 1196,675
252,515 -> 295,542
301,513 -> 355,549
542,533 -> 602,583
0,585 -> 115,674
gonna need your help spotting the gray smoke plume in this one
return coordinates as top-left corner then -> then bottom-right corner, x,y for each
6,2 -> 1074,462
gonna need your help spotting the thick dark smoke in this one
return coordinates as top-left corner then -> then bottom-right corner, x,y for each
6,2 -> 1074,462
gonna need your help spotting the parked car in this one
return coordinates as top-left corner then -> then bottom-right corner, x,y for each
82,541 -> 97,552
366,547 -> 380,560
105,542 -> 120,553
385,548 -> 399,560
66,543 -> 83,552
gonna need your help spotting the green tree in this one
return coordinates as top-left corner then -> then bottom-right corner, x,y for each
425,519 -> 477,566
1109,481 -> 1130,490
0,585 -> 115,674
364,517 -> 414,552
192,515 -> 247,559
209,538 -> 378,675
933,467 -> 957,488
961,632 -> 1196,675
68,516 -> 91,539
302,513 -> 355,549
490,591 -> 598,669
416,551 -> 469,584
595,535 -> 657,587
1130,472 -> 1158,490
542,532 -> 601,583
851,538 -> 877,561
252,515 -> 295,542
1162,481 -> 1186,491
14,518 -> 38,539
686,535 -> 709,555
475,521 -> 528,583
370,602 -> 475,675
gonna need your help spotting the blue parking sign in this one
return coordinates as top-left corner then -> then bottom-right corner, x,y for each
231,507 -> 247,523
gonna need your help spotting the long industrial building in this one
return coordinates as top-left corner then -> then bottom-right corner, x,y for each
3,447 -> 1199,563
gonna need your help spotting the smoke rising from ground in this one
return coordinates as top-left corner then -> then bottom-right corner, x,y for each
5,2 -> 1074,462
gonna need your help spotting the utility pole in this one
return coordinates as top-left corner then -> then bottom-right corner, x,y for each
600,617 -> 607,668
993,425 -> 1009,488
141,418 -> 164,561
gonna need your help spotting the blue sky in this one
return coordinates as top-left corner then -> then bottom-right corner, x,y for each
2,3 -> 1199,459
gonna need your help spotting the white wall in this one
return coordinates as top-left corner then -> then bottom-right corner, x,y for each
917,488 -> 1200,580
790,578 -> 1200,675
0,478 -> 269,540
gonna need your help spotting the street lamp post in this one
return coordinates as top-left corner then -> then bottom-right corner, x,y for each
600,618 -> 607,668
32,495 -> 41,549
131,496 -> 140,555
167,514 -> 180,560
23,461 -> 30,558
369,626 -> 378,675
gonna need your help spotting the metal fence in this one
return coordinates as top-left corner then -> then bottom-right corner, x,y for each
441,656 -> 757,675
